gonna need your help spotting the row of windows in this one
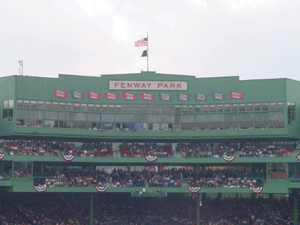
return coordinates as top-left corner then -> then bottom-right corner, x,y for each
17,100 -> 285,113
17,110 -> 284,122
16,120 -> 285,130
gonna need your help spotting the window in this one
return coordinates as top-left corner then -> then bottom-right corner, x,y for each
269,103 -> 276,111
254,103 -> 261,111
66,103 -> 73,111
52,102 -> 59,110
59,102 -> 66,111
224,104 -> 230,112
45,101 -> 52,110
288,102 -> 295,124
115,105 -> 121,113
17,100 -> 23,109
217,105 -> 224,113
31,101 -> 37,109
202,105 -> 209,113
24,100 -> 30,109
81,104 -> 87,112
209,105 -> 216,113
74,103 -> 80,112
38,101 -> 44,109
262,103 -> 268,111
239,104 -> 246,112
3,99 -> 14,119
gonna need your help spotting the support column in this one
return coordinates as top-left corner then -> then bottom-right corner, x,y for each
196,164 -> 200,177
294,190 -> 298,225
41,162 -> 44,176
158,164 -> 162,172
30,162 -> 33,180
266,163 -> 269,180
89,193 -> 94,225
196,193 -> 200,225
11,161 -> 14,179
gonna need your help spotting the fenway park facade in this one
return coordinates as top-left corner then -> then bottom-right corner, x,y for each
0,71 -> 300,224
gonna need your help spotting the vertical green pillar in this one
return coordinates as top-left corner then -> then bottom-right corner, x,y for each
287,163 -> 289,179
196,164 -> 200,177
127,164 -> 131,172
91,164 -> 94,173
294,190 -> 298,225
266,163 -> 269,180
11,161 -> 14,179
196,193 -> 200,225
31,162 -> 33,180
41,162 -> 44,176
90,193 -> 94,225
158,164 -> 162,172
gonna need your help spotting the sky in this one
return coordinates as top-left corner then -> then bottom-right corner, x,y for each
0,0 -> 300,80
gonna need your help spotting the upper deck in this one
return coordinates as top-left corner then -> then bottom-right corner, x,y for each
0,72 -> 299,140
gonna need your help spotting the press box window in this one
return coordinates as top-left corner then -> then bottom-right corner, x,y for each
3,99 -> 14,119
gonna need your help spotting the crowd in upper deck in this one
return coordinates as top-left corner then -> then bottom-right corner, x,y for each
0,193 -> 296,225
0,140 -> 298,158
119,142 -> 173,157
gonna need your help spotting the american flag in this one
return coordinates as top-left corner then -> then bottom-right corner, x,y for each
134,37 -> 148,47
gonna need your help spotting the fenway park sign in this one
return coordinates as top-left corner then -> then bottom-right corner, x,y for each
109,81 -> 187,90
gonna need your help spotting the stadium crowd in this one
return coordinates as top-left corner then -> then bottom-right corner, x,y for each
2,140 -> 58,156
177,142 -> 238,158
1,140 -> 297,158
0,193 -> 298,225
239,141 -> 296,157
119,142 -> 173,157
186,169 -> 263,188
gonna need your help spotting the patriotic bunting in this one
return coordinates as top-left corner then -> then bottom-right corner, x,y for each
62,154 -> 75,162
88,91 -> 101,100
141,92 -> 155,101
34,184 -> 47,193
230,91 -> 245,100
54,89 -> 68,98
0,153 -> 5,160
95,185 -> 108,193
145,155 -> 158,162
71,90 -> 84,99
296,155 -> 300,161
188,186 -> 201,193
195,93 -> 208,101
177,93 -> 191,101
223,155 -> 235,162
212,92 -> 226,100
249,187 -> 263,194
123,92 -> 138,101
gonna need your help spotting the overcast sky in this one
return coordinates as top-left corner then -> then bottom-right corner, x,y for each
1,0 -> 300,80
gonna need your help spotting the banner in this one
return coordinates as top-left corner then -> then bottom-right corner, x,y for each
177,93 -> 191,101
88,91 -> 101,100
54,89 -> 68,98
123,92 -> 138,101
71,90 -> 84,99
212,92 -> 226,100
195,93 -> 208,101
105,92 -> 120,100
159,93 -> 173,101
230,91 -> 245,100
141,92 -> 155,101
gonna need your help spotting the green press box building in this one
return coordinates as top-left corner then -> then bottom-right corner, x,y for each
1,71 -> 300,223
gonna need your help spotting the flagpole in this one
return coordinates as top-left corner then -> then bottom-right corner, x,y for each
147,32 -> 149,71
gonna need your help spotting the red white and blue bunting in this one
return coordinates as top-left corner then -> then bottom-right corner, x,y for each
223,155 -> 235,162
95,185 -> 108,193
62,154 -> 75,162
145,155 -> 158,163
296,154 -> 300,161
249,187 -> 263,194
188,186 -> 201,193
34,184 -> 47,193
0,153 -> 5,160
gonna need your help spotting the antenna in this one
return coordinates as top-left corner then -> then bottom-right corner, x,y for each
18,60 -> 23,75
